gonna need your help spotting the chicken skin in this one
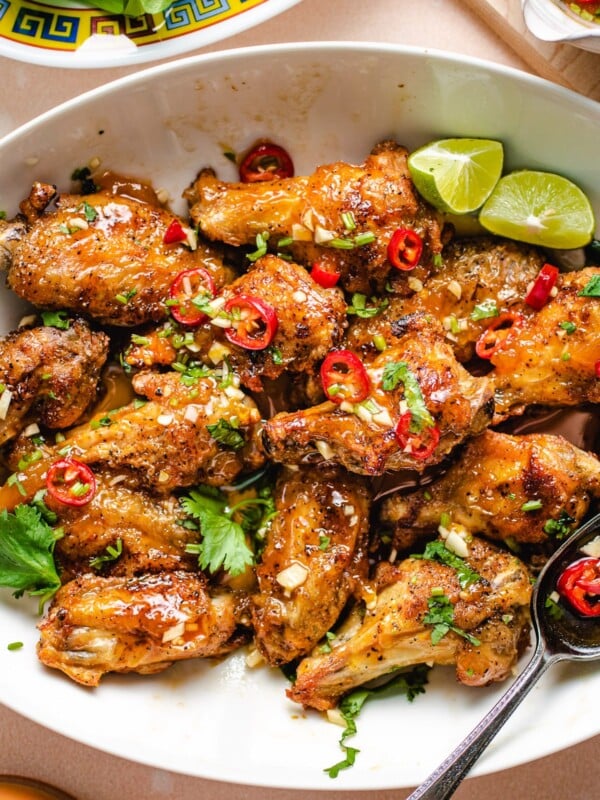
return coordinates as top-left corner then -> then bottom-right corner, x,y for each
345,237 -> 543,363
381,430 -> 600,551
188,141 -> 443,295
251,466 -> 370,666
288,537 -> 532,710
263,318 -> 494,475
6,184 -> 231,326
0,318 -> 109,446
490,267 -> 600,418
37,571 -> 245,686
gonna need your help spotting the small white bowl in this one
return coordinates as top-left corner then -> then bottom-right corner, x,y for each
523,0 -> 600,52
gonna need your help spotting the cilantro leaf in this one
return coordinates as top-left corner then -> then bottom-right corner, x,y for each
423,593 -> 481,647
414,540 -> 480,589
380,360 -> 434,431
578,275 -> 600,297
206,418 -> 245,450
41,310 -> 70,330
0,505 -> 62,609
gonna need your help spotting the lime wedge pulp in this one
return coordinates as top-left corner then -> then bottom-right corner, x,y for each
408,138 -> 504,215
479,170 -> 595,250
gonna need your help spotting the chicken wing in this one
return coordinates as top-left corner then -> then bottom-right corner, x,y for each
37,571 -> 245,686
288,537 -> 532,710
188,141 -> 443,295
6,184 -> 231,326
251,465 -> 370,665
263,317 -> 494,475
490,267 -> 600,418
381,430 -> 600,551
0,318 -> 109,446
345,237 -> 543,363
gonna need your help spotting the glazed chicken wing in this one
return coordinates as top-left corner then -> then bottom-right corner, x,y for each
251,465 -> 370,665
381,430 -> 600,551
37,571 -> 245,686
188,141 -> 443,295
263,318 -> 494,475
0,318 -> 109,446
288,537 -> 532,710
490,267 -> 600,418
6,184 -> 231,326
345,237 -> 543,363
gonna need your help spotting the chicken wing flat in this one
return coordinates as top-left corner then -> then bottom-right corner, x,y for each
6,185 -> 230,326
263,318 -> 493,475
345,237 -> 543,363
37,571 -> 245,686
251,465 -> 370,665
490,267 -> 600,418
188,141 -> 443,295
0,318 -> 109,446
288,536 -> 532,710
381,430 -> 600,551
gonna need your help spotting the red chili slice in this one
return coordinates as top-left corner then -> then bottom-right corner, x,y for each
239,143 -> 294,183
557,557 -> 600,617
224,294 -> 278,350
46,458 -> 96,507
475,311 -> 524,360
311,262 -> 340,288
394,411 -> 440,460
387,228 -> 423,271
163,219 -> 188,244
524,263 -> 559,311
169,268 -> 216,327
320,350 -> 371,404
595,359 -> 600,378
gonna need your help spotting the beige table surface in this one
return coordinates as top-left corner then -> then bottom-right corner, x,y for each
0,0 -> 598,798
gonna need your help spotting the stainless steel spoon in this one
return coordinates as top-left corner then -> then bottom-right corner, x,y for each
407,511 -> 600,800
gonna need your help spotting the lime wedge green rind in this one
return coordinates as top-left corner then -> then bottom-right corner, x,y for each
408,138 -> 504,215
479,170 -> 595,250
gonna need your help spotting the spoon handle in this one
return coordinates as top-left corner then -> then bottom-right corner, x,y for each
406,639 -> 554,800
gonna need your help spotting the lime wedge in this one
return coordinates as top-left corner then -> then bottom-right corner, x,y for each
408,138 -> 504,214
479,170 -> 595,249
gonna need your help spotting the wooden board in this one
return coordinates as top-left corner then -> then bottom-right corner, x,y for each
463,0 -> 600,101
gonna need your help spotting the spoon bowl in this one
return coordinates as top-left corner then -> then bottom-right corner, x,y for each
408,511 -> 600,800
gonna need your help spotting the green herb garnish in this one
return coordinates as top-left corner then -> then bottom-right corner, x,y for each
413,540 -> 480,589
423,592 -> 481,646
206,418 -> 245,450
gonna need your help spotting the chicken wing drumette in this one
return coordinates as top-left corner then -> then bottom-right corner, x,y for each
288,537 -> 532,710
5,183 -> 232,326
263,317 -> 493,475
37,571 -> 246,686
0,318 -> 109,446
251,465 -> 370,665
381,430 -> 600,551
188,141 -> 443,295
345,237 -> 544,363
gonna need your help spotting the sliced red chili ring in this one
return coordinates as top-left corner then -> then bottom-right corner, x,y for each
557,557 -> 600,617
320,350 -> 371,404
595,359 -> 600,378
387,228 -> 423,271
524,263 -> 559,311
46,458 -> 96,507
163,219 -> 188,244
475,311 -> 524,360
168,268 -> 216,327
239,143 -> 294,183
224,294 -> 278,350
311,262 -> 340,288
394,411 -> 440,460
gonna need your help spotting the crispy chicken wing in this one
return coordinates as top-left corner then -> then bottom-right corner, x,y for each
188,141 -> 443,295
263,318 -> 494,475
0,318 -> 109,446
6,185 -> 231,326
288,537 -> 532,710
37,571 -> 245,686
345,237 -> 543,363
251,465 -> 370,665
491,267 -> 600,418
381,430 -> 600,551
